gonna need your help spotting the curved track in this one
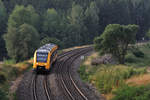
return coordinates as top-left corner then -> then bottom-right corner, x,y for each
55,47 -> 92,100
31,75 -> 53,100
27,47 -> 93,100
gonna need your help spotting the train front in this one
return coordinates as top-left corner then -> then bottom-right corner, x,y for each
33,50 -> 50,71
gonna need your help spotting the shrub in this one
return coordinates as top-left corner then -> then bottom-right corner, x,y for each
125,53 -> 138,63
0,89 -> 8,100
8,67 -> 20,80
132,49 -> 144,58
112,85 -> 150,100
0,73 -> 6,84
88,65 -> 146,94
4,59 -> 16,65
78,65 -> 90,81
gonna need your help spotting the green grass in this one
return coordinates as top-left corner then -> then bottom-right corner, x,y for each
112,84 -> 150,100
3,59 -> 16,65
79,64 -> 147,94
0,60 -> 32,100
79,43 -> 150,99
125,44 -> 150,67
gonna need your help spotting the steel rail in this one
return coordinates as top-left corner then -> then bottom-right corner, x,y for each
56,47 -> 92,100
44,75 -> 52,100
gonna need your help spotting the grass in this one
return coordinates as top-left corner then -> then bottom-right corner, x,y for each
126,74 -> 150,86
112,85 -> 150,100
125,44 -> 150,67
79,64 -> 147,94
79,43 -> 150,100
0,59 -> 33,100
3,59 -> 16,65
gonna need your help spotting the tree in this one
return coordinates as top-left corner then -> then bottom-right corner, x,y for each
0,0 -> 7,34
68,4 -> 88,45
43,8 -> 60,37
0,0 -> 7,60
4,24 -> 40,62
145,29 -> 150,39
85,1 -> 99,42
8,5 -> 40,30
94,24 -> 139,64
40,37 -> 63,48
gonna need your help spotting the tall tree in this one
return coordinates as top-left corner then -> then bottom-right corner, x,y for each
8,5 -> 40,30
4,24 -> 40,61
43,8 -> 60,37
94,24 -> 139,64
85,1 -> 99,43
68,4 -> 88,45
0,0 -> 7,34
0,0 -> 7,60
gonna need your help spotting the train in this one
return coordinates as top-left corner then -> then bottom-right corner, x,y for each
33,43 -> 58,72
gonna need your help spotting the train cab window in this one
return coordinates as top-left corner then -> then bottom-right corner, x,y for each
36,52 -> 48,63
50,50 -> 57,62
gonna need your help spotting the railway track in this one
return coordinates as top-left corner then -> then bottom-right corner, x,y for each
30,47 -> 92,100
31,75 -> 52,100
56,47 -> 92,100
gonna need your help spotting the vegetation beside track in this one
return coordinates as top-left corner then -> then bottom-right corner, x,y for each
0,45 -> 91,100
79,43 -> 150,100
0,59 -> 32,100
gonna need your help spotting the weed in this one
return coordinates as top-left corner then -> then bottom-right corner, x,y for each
112,85 -> 150,100
4,59 -> 16,65
79,65 -> 147,94
0,89 -> 8,100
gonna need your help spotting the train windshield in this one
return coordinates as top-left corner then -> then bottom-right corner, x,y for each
36,52 -> 48,63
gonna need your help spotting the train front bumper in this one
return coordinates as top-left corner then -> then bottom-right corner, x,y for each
33,63 -> 49,71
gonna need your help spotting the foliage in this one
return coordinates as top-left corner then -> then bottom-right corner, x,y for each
0,0 -> 7,34
112,85 -> 150,100
0,0 -> 7,60
145,29 -> 150,39
94,24 -> 139,64
4,24 -> 40,62
132,48 -> 144,58
79,64 -> 146,94
125,44 -> 150,67
1,0 -> 150,61
43,8 -> 60,37
78,65 -> 92,82
0,89 -> 8,100
0,60 -> 32,100
0,73 -> 6,84
4,59 -> 16,65
8,5 -> 40,29
40,37 -> 63,48
84,1 -> 99,42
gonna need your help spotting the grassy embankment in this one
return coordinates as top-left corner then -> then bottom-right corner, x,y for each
79,43 -> 150,100
0,59 -> 33,100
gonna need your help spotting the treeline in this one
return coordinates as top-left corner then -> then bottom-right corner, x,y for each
0,0 -> 150,61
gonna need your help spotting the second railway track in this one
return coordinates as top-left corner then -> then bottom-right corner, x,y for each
56,47 -> 92,100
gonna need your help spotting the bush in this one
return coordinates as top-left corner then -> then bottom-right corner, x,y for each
125,53 -> 138,63
78,65 -> 90,81
40,37 -> 64,48
0,89 -> 8,100
112,85 -> 150,100
4,59 -> 16,65
0,73 -> 6,84
132,49 -> 144,58
8,67 -> 20,80
87,65 -> 146,94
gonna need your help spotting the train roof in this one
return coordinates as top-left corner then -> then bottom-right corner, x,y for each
37,43 -> 57,53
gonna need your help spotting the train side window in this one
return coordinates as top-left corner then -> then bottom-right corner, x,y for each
50,50 -> 57,63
